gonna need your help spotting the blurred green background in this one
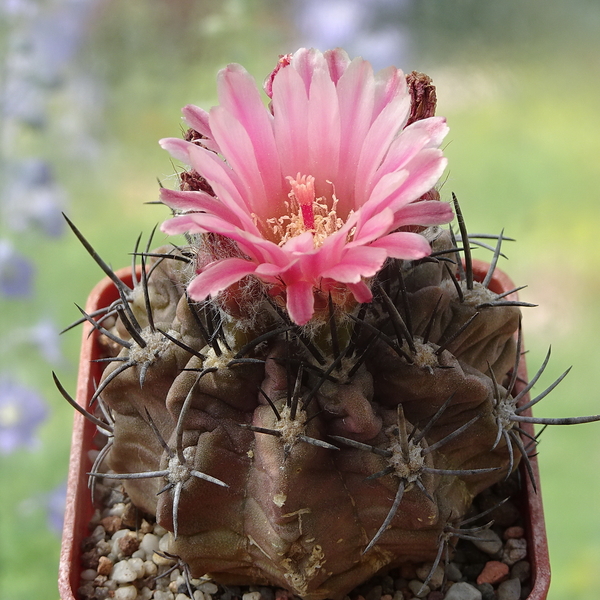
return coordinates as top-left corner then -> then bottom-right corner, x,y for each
1,1 -> 599,599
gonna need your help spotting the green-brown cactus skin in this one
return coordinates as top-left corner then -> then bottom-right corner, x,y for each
92,227 -> 524,600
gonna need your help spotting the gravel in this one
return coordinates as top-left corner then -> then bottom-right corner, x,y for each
78,477 -> 531,600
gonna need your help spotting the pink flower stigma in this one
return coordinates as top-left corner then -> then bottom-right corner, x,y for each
287,173 -> 316,230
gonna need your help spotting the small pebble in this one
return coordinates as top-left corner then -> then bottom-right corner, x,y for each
111,559 -> 139,584
114,585 -> 138,600
242,592 -> 262,600
139,588 -> 153,600
198,581 -> 219,594
94,587 -> 111,600
193,592 -> 205,600
470,529 -> 503,556
426,592 -> 444,600
154,524 -> 168,536
154,592 -> 174,600
391,591 -> 404,600
444,582 -> 482,600
109,502 -> 127,517
502,538 -> 527,566
97,539 -> 112,556
90,525 -> 107,543
504,526 -> 524,540
159,532 -> 175,554
140,533 -> 160,558
80,569 -> 97,581
510,560 -> 530,583
445,562 -> 463,582
497,577 -> 521,600
381,575 -> 395,595
143,560 -> 158,577
97,556 -> 113,576
176,594 -> 192,600
129,557 -> 145,578
101,516 -> 123,534
408,579 -> 429,598
82,549 -> 101,569
416,564 -> 444,590
477,560 -> 509,585
475,582 -> 495,600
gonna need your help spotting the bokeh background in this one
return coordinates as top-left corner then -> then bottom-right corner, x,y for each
1,1 -> 599,599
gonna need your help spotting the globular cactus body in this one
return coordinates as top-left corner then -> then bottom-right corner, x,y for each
90,230 -> 522,600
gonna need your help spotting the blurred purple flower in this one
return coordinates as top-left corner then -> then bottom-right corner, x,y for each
45,481 -> 67,534
0,239 -> 35,297
23,319 -> 64,365
2,159 -> 67,237
0,377 -> 49,454
11,318 -> 64,365
292,0 -> 412,69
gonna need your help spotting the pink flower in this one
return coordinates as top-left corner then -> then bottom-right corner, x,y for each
160,48 -> 453,325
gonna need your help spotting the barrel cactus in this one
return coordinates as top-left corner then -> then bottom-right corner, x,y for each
57,48 -> 600,600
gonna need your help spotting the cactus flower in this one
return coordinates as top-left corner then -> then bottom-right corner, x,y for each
160,48 -> 453,325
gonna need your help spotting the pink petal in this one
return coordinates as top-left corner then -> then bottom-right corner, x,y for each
335,57 -> 375,203
386,151 -> 448,214
307,63 -> 341,200
209,106 -> 269,216
290,48 -> 327,95
159,137 -> 194,164
347,281 -> 373,303
187,258 -> 258,301
181,105 -> 220,153
161,212 -> 288,267
376,117 -> 449,182
391,200 -> 454,230
159,188 -> 244,227
323,48 -> 351,84
281,231 -> 315,254
372,66 -> 407,121
321,246 -> 387,283
216,64 -> 282,202
285,280 -> 315,325
184,143 -> 258,232
354,90 -> 411,204
364,150 -> 447,222
368,231 -> 432,260
272,64 -> 310,181
350,208 -> 394,247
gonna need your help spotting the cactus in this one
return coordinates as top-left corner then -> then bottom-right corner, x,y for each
57,48 -> 600,600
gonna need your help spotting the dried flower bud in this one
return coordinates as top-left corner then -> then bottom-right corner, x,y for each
406,71 -> 437,125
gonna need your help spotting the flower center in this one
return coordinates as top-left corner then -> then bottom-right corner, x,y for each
262,173 -> 351,248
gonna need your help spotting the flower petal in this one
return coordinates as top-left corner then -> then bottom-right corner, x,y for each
187,258 -> 258,301
321,246 -> 387,283
347,281 -> 373,304
368,231 -> 432,260
159,188 -> 245,227
391,200 -> 454,230
181,104 -> 220,152
285,280 -> 315,326
272,63 -> 310,181
216,63 -> 282,202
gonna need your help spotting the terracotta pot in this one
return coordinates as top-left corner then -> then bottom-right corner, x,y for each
58,263 -> 550,600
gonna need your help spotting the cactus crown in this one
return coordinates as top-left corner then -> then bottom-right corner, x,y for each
56,48 -> 600,600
